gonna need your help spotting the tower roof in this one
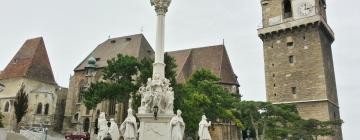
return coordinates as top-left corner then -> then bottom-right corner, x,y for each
0,37 -> 57,84
167,45 -> 239,86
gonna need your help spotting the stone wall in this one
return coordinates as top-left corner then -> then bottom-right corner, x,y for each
260,18 -> 342,140
0,78 -> 60,129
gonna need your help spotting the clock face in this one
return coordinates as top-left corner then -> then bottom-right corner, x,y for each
298,2 -> 314,16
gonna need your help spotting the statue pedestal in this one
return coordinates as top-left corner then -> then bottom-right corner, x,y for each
137,113 -> 174,140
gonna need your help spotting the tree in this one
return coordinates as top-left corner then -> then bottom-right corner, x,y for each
83,54 -> 178,112
235,101 -> 343,140
176,69 -> 243,138
0,112 -> 4,128
14,84 -> 29,131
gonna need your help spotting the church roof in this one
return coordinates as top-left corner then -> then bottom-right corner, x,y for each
167,45 -> 239,86
0,37 -> 57,84
74,34 -> 154,71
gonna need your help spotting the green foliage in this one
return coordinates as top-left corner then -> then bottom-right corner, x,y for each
234,101 -> 343,140
81,53 -> 342,140
14,85 -> 29,124
83,54 -> 140,109
164,53 -> 178,86
176,69 -> 243,137
0,112 -> 4,128
83,54 -> 178,111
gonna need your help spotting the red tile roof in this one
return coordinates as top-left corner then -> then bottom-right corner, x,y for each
74,34 -> 154,71
0,37 -> 56,84
167,45 -> 239,85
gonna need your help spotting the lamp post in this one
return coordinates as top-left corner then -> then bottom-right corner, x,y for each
150,0 -> 172,78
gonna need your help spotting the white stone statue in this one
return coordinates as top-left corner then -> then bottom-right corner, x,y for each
170,110 -> 185,140
120,108 -> 138,140
198,115 -> 212,140
137,73 -> 174,114
97,112 -> 108,140
109,118 -> 120,140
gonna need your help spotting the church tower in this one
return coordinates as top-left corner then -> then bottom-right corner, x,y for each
258,0 -> 342,139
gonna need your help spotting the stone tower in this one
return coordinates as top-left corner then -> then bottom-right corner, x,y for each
257,0 -> 342,139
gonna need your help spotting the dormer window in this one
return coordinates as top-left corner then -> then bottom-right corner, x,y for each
283,0 -> 293,18
13,59 -> 18,64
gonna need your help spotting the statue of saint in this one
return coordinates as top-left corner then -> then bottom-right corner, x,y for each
170,110 -> 185,140
120,108 -> 138,140
198,115 -> 212,140
109,118 -> 120,140
97,112 -> 107,140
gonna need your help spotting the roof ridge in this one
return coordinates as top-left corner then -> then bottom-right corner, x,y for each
168,44 -> 224,53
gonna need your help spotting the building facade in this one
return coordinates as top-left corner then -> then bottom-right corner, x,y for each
63,34 -> 241,140
62,34 -> 155,134
168,45 -> 241,140
258,0 -> 342,139
0,37 -> 67,131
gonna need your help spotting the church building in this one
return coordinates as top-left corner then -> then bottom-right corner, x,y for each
0,37 -> 67,131
62,34 -> 241,140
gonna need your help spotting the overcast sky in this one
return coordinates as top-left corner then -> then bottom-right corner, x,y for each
0,0 -> 358,139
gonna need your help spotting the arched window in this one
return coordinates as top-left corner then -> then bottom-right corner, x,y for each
83,118 -> 90,132
108,99 -> 116,115
283,0 -> 293,18
78,80 -> 86,103
74,113 -> 79,122
44,103 -> 49,115
4,101 -> 10,112
36,103 -> 43,114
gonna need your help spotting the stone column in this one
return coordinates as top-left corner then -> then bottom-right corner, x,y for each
151,0 -> 171,78
136,1 -> 174,140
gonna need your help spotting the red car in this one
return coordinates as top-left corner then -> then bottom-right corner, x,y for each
64,132 -> 90,140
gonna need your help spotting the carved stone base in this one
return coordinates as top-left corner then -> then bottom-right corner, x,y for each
137,113 -> 174,140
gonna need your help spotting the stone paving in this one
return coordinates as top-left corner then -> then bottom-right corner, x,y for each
0,128 -> 66,140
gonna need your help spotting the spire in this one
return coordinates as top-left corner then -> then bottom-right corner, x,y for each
0,37 -> 56,84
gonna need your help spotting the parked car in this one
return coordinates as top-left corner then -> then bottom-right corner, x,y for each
64,132 -> 90,140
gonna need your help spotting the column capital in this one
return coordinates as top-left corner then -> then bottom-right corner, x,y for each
151,0 -> 171,15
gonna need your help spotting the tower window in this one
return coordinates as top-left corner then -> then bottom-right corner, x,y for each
44,103 -> 49,115
4,101 -> 10,112
291,87 -> 297,94
274,84 -> 276,87
287,42 -> 294,48
289,55 -> 295,64
36,103 -> 43,114
283,0 -> 293,18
